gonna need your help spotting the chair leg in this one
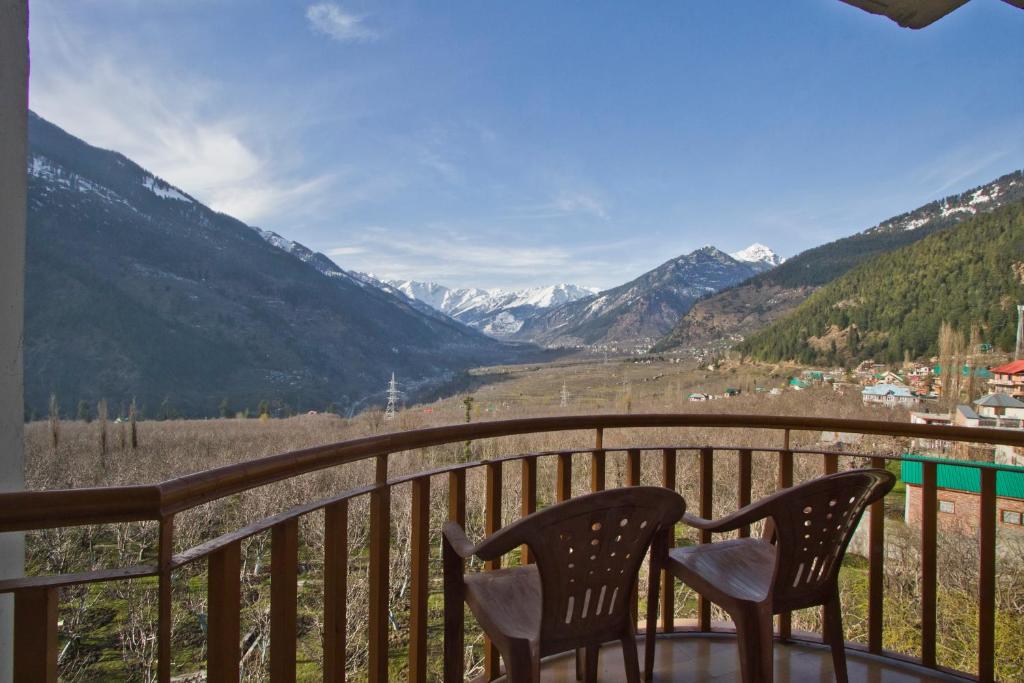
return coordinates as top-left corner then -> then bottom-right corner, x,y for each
575,648 -> 583,681
620,635 -> 642,683
644,551 -> 662,680
504,640 -> 536,683
733,605 -> 774,683
823,593 -> 849,683
583,644 -> 600,683
442,540 -> 464,683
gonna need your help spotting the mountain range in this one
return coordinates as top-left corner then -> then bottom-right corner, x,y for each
509,245 -> 779,350
27,109 -> 1021,417
24,112 -> 530,418
372,279 -> 598,337
367,244 -> 782,350
653,170 -> 1024,352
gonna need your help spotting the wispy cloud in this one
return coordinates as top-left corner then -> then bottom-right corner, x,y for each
550,191 -> 609,220
503,190 -> 611,222
323,226 -> 650,289
306,3 -> 378,43
29,6 -> 334,225
327,245 -> 368,256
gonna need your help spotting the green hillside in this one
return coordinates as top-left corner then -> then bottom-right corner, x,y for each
736,200 -> 1024,365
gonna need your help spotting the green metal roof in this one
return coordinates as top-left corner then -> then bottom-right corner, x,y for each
933,364 -> 994,379
901,456 -> 1024,499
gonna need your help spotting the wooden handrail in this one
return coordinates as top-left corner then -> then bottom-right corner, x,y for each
6,413 -> 1024,532
10,416 -> 1016,682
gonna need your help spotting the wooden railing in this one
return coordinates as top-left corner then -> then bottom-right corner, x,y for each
2,413 -> 1022,682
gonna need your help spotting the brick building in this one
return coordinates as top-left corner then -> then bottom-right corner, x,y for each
902,457 -> 1024,535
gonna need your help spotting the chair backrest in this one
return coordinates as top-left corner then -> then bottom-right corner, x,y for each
522,487 -> 685,651
765,468 -> 894,610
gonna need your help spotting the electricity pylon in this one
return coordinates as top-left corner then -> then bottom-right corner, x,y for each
385,373 -> 402,420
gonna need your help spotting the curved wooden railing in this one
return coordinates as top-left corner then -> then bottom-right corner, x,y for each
2,413 -> 1022,682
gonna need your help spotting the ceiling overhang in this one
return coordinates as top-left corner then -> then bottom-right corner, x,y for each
840,0 -> 1023,28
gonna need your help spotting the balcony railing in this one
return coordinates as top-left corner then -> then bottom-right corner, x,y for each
2,413 -> 1022,682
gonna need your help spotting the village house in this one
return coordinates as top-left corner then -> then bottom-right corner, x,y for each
989,360 -> 1024,400
903,457 -> 1024,536
855,359 -> 886,379
862,383 -> 920,407
872,370 -> 907,386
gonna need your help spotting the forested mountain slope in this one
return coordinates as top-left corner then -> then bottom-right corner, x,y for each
25,112 -> 522,418
735,200 -> 1024,364
653,171 -> 1024,351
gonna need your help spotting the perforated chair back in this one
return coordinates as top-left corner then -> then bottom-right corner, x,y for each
765,469 -> 893,610
519,487 -> 684,652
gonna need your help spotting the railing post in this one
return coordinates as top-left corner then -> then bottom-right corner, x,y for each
521,457 -> 537,564
698,447 -> 713,632
485,460 -> 503,680
868,456 -> 885,654
444,469 -> 466,683
270,518 -> 299,682
324,499 -> 348,683
661,448 -> 677,633
368,454 -> 391,683
737,449 -> 752,538
592,429 -> 606,492
13,587 -> 57,683
921,461 -> 938,668
207,541 -> 241,682
557,452 -> 572,502
408,477 -> 430,683
448,469 -> 466,527
157,515 -> 174,683
820,452 -> 838,637
778,435 -> 793,641
978,468 -> 996,683
626,449 -> 641,487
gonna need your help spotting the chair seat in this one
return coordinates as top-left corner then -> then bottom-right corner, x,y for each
464,564 -> 542,643
667,538 -> 776,604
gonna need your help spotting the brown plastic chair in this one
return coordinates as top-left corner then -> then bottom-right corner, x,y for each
647,468 -> 894,683
443,486 -> 685,682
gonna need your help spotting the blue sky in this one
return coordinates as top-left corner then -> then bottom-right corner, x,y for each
28,0 -> 1024,290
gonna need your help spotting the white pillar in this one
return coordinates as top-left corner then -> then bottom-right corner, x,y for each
0,1 -> 29,680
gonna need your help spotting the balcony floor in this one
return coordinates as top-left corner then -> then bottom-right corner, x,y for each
509,633 -> 965,682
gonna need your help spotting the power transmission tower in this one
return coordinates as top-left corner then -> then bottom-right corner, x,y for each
1016,305 -> 1024,360
560,381 -> 569,407
384,373 -> 401,420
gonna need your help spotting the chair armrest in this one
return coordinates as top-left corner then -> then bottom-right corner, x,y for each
682,500 -> 773,534
442,521 -> 477,559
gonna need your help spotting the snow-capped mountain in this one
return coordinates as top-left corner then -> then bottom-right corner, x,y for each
512,246 -> 765,350
375,280 -> 598,337
730,243 -> 784,271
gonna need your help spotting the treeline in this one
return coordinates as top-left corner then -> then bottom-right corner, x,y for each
737,201 -> 1024,364
28,394 -> 343,422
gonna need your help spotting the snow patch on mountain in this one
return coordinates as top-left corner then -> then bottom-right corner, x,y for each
29,153 -> 137,211
730,243 -> 784,268
866,174 -> 1023,234
143,176 -> 192,202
